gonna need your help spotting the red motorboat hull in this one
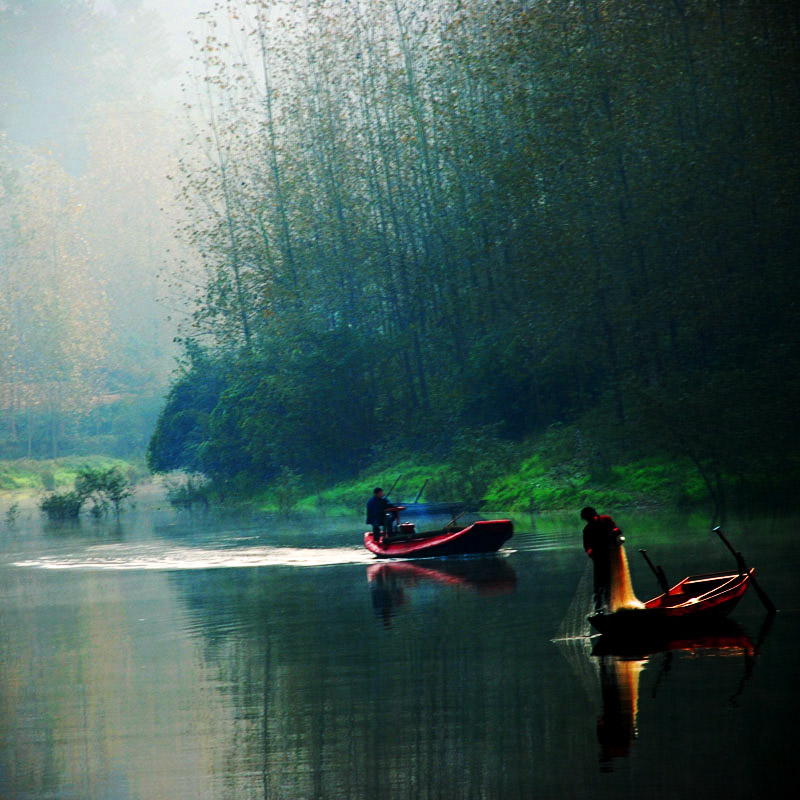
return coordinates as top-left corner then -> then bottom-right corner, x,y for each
364,519 -> 513,559
588,569 -> 754,636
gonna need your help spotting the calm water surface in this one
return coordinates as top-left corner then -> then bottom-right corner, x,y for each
1,496 -> 797,799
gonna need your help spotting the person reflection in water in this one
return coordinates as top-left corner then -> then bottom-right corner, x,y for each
597,656 -> 644,771
366,487 -> 394,543
581,506 -> 623,612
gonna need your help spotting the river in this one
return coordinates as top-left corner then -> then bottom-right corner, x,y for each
1,494 -> 796,799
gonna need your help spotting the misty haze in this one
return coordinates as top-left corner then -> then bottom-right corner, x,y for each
1,2 -> 797,798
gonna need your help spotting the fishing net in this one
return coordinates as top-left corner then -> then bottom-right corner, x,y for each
608,543 -> 645,612
552,562 -> 600,701
555,561 -> 595,641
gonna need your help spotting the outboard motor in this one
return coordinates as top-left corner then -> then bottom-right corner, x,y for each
398,522 -> 416,537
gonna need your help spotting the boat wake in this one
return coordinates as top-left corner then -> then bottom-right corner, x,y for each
14,543 -> 376,571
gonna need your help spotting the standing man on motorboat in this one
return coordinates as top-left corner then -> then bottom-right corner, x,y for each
366,487 -> 398,543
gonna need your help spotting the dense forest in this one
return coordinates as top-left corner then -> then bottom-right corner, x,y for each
143,0 -> 799,507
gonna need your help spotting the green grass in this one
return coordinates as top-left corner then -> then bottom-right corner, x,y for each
483,455 -> 706,511
257,451 -> 710,516
0,456 -> 145,493
255,460 -> 449,514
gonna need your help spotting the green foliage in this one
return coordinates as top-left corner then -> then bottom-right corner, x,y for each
149,328 -> 378,485
147,344 -> 226,474
39,490 -> 86,520
147,0 -> 799,511
75,466 -> 134,516
284,434 -> 715,515
290,460 -> 445,516
0,456 -> 137,493
164,474 -> 212,509
38,464 -> 134,520
272,467 -> 302,516
425,428 -> 516,506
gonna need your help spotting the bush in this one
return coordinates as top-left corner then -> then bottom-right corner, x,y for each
40,490 -> 86,520
75,466 -> 134,516
164,474 -> 212,508
272,467 -> 302,515
39,466 -> 134,520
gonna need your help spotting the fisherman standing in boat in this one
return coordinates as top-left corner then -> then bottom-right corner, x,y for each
581,507 -> 623,612
366,487 -> 396,543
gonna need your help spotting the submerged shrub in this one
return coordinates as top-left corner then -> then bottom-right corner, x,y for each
164,474 -> 212,508
40,490 -> 86,520
4,502 -> 20,527
40,466 -> 134,520
75,466 -> 134,515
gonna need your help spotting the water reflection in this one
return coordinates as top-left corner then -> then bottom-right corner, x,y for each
367,556 -> 517,626
589,618 -> 766,772
595,656 -> 645,767
2,507 -> 793,799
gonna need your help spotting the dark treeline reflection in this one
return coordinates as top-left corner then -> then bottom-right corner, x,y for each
148,0 -> 800,505
168,559 -> 558,799
163,545 -> 784,798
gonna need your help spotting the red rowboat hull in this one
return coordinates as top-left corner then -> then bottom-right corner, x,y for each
364,519 -> 513,559
588,569 -> 754,635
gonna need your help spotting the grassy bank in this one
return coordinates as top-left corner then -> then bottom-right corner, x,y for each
251,448 -> 709,516
0,456 -> 146,495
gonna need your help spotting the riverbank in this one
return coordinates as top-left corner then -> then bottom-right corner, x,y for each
0,448 -> 719,519
253,453 -> 709,516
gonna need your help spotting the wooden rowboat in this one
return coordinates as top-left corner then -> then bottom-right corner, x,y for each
364,519 -> 513,559
588,568 -> 754,636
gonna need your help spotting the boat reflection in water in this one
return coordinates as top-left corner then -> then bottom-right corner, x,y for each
589,618 -> 766,772
367,556 -> 517,627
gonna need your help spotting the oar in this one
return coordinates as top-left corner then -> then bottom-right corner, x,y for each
712,526 -> 776,615
639,549 -> 670,594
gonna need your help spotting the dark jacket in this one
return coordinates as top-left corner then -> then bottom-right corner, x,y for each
366,494 -> 390,526
582,515 -> 620,562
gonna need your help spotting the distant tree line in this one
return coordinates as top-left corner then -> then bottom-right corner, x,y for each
148,0 -> 800,505
0,0 -> 180,459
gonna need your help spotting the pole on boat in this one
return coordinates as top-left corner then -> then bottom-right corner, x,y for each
639,549 -> 670,594
712,526 -> 776,615
385,474 -> 402,501
413,479 -> 428,504
444,508 -> 468,531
